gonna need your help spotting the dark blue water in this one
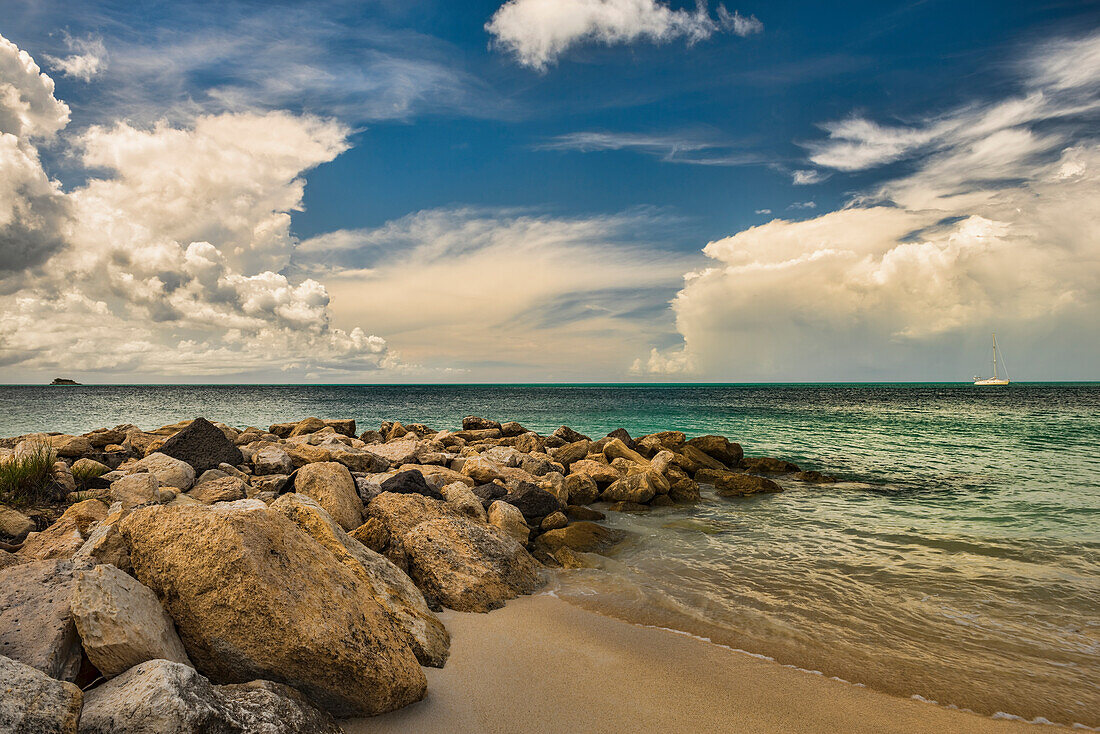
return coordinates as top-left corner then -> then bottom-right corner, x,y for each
2,383 -> 1097,725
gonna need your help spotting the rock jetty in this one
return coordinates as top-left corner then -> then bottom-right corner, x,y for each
0,415 -> 822,731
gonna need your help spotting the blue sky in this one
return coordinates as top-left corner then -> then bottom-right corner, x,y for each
1,1 -> 1099,381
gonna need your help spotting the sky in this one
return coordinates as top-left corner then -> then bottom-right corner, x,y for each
1,0 -> 1099,383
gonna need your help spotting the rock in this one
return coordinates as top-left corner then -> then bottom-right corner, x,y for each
252,446 -> 293,475
195,468 -> 229,485
502,482 -> 561,524
552,425 -> 590,444
460,456 -> 507,485
601,472 -> 659,504
322,419 -> 356,437
605,427 -> 634,448
402,518 -> 543,612
284,443 -> 334,467
18,499 -> 108,561
686,435 -> 743,467
649,449 -> 676,475
568,459 -> 621,486
487,500 -> 529,545
563,473 -> 599,505
251,473 -> 289,494
364,492 -> 459,545
51,461 -> 77,495
329,446 -> 389,474
602,437 -> 649,466
0,654 -> 82,734
0,503 -> 35,542
499,421 -> 527,437
0,560 -> 83,681
441,482 -> 488,522
48,434 -> 94,459
71,563 -> 191,677
188,476 -> 247,504
78,659 -> 342,734
540,511 -> 568,531
403,464 -> 473,489
380,470 -> 444,500
131,453 -> 195,490
272,494 -> 450,668
650,494 -> 677,507
83,427 -> 128,449
119,501 -> 426,716
471,481 -> 508,508
534,521 -> 624,554
359,429 -> 384,444
0,551 -> 22,570
565,505 -> 605,521
367,437 -> 419,466
72,507 -> 131,572
638,430 -> 686,452
537,471 -> 569,507
740,456 -> 801,474
794,470 -> 838,483
675,444 -> 728,474
667,466 -> 701,503
109,473 -> 158,508
512,432 -> 542,454
349,517 -> 390,553
548,439 -> 591,470
696,468 -> 783,496
71,457 -> 110,480
288,417 -> 327,438
462,416 -> 501,431
156,417 -> 244,473
292,462 -> 363,531
452,428 -> 501,442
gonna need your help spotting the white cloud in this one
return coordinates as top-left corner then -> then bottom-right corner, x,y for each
791,168 -> 828,185
0,34 -> 408,381
754,208 -> 771,214
44,35 -> 107,82
296,208 -> 699,378
486,0 -> 760,70
538,130 -> 762,166
787,200 -> 816,209
639,30 -> 1100,380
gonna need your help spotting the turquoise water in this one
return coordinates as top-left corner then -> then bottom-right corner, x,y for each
2,384 -> 1097,725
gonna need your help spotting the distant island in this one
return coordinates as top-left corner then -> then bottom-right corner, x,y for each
49,377 -> 81,385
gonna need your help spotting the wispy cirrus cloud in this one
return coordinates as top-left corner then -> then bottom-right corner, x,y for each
537,130 -> 763,166
44,34 -> 107,82
486,0 -> 762,71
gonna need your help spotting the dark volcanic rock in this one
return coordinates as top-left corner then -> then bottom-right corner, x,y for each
380,470 -> 445,500
502,482 -> 561,524
157,417 -> 243,473
471,482 -> 508,509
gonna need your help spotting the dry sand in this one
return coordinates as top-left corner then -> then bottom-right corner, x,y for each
344,592 -> 1035,734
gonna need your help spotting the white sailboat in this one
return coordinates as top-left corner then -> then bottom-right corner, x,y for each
974,333 -> 1010,386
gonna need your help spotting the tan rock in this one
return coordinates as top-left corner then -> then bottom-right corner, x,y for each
119,501 -> 426,716
534,521 -> 624,554
0,559 -> 83,681
288,417 -> 327,438
487,500 -> 529,545
602,437 -> 649,466
402,518 -> 543,612
367,437 -> 419,465
188,476 -> 247,504
563,473 -> 599,505
272,494 -> 450,668
110,472 -> 159,508
0,654 -> 82,734
568,459 -> 621,486
73,504 -> 131,571
441,482 -> 488,522
0,503 -> 35,542
675,444 -> 728,474
292,462 -> 363,531
685,434 -> 743,467
601,472 -> 659,504
252,445 -> 292,475
349,517 -> 390,553
18,499 -> 108,560
132,453 -> 195,490
460,456 -> 507,484
696,468 -> 783,496
403,463 -> 473,488
284,442 -> 334,467
540,511 -> 568,531
71,457 -> 110,479
71,563 -> 192,677
365,492 -> 460,544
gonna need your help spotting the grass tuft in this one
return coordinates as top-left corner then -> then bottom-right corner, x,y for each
0,442 -> 58,506
71,461 -> 109,483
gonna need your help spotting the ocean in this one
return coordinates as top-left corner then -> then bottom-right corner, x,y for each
1,383 -> 1097,727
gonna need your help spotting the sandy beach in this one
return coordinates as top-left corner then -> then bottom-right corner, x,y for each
344,592 -> 1033,734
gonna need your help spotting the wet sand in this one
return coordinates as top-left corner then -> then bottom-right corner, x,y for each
343,592 -> 1034,734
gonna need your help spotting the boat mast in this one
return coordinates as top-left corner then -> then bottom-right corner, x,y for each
992,333 -> 998,379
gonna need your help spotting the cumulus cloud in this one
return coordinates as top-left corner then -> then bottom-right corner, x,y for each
44,35 -> 107,82
0,34 -> 405,381
296,208 -> 699,378
486,0 -> 761,70
639,31 -> 1100,380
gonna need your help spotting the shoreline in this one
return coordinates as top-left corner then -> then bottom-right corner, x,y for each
344,591 -> 1034,734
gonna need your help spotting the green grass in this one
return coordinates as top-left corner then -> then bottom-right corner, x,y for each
0,442 -> 57,506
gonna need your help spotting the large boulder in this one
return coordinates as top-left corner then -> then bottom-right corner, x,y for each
0,654 -> 82,734
534,521 -> 625,554
119,501 -> 426,716
109,473 -> 159,508
380,470 -> 444,500
0,559 -> 83,681
602,437 -> 649,466
252,445 -> 293,475
131,453 -> 195,490
696,468 -> 782,496
501,482 -> 561,524
402,517 -> 543,612
72,506 -> 131,572
367,437 -> 419,466
78,659 -> 342,734
563,473 -> 599,505
291,462 -> 363,531
674,444 -> 727,474
188,476 -> 247,505
601,472 -> 660,504
568,459 -> 621,486
548,440 -> 591,471
552,425 -> 590,444
71,563 -> 192,677
441,482 -> 488,522
364,492 -> 460,545
0,503 -> 35,542
462,416 -> 501,431
272,494 -> 450,668
156,417 -> 244,473
18,499 -> 108,561
487,500 -> 529,545
685,435 -> 743,467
